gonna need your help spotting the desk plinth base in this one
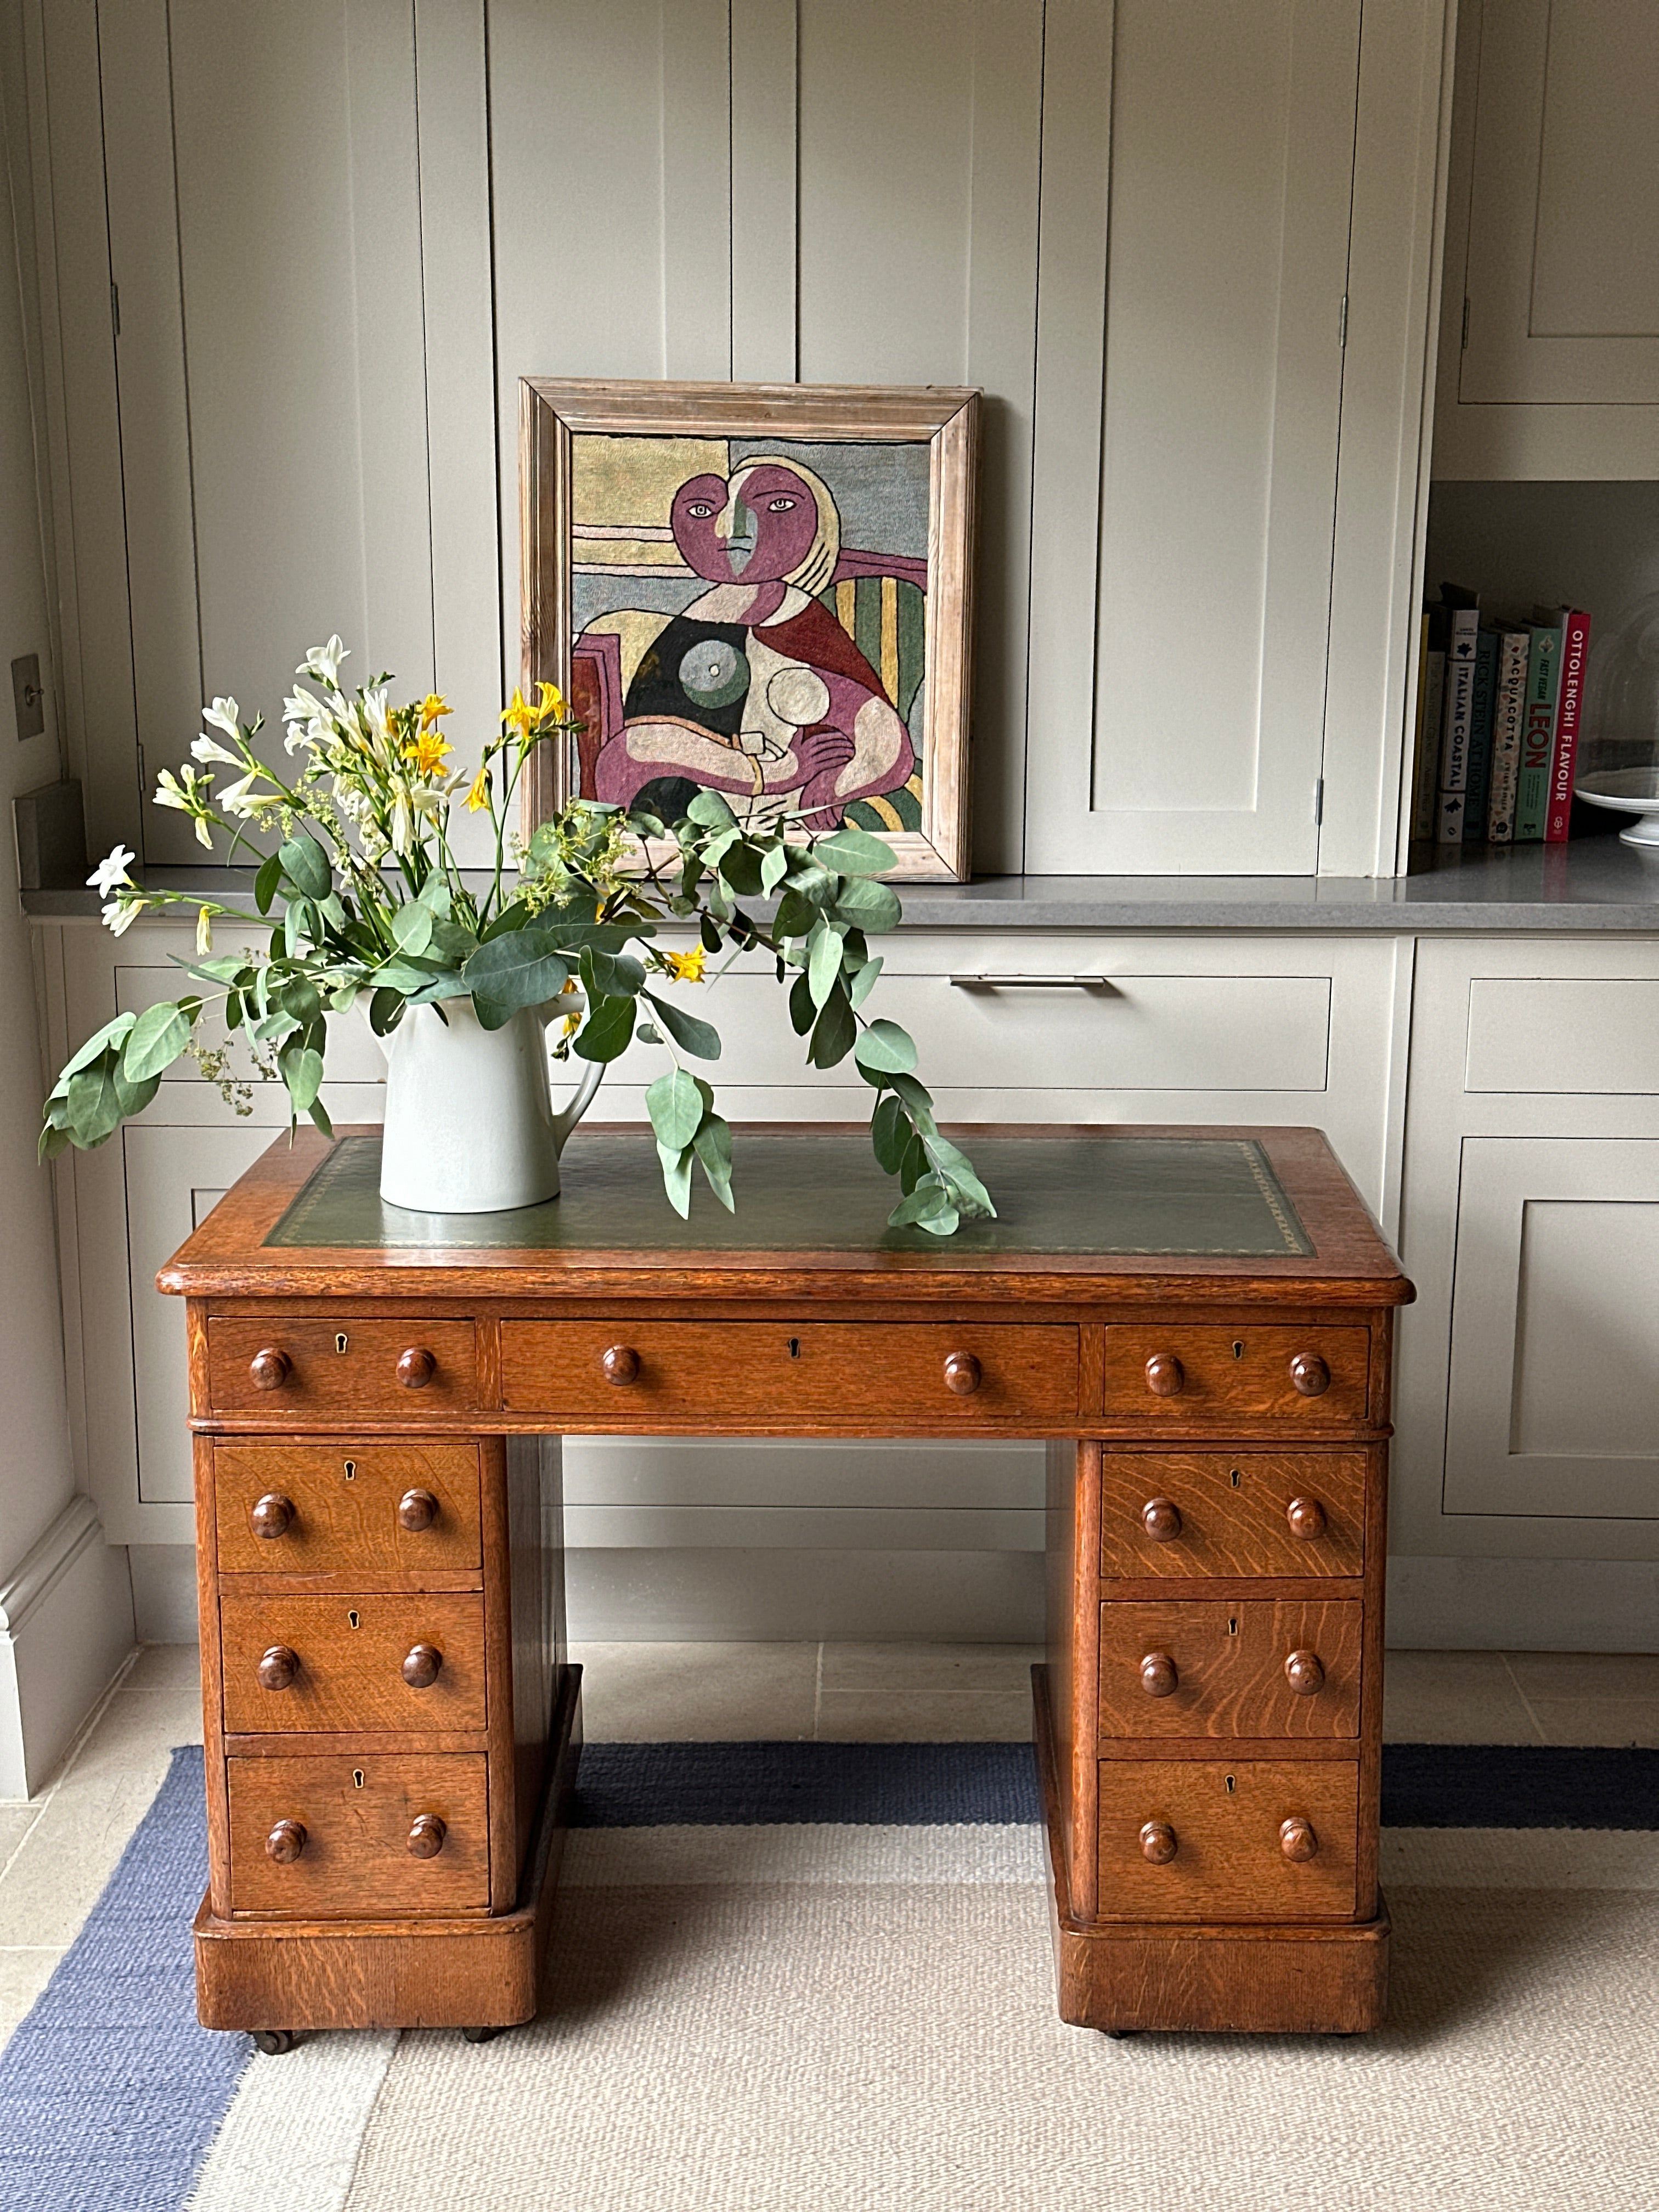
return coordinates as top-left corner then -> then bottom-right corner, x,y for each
194,1668 -> 581,2036
1032,1665 -> 1389,2036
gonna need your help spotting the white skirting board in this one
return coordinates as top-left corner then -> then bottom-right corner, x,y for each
0,1497 -> 136,1797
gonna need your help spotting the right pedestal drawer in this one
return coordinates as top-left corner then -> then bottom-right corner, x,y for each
1097,1599 -> 1362,1739
226,1753 -> 489,1917
1099,1451 -> 1367,1577
1096,1759 -> 1359,1922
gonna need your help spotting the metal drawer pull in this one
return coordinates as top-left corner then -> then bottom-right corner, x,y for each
947,974 -> 1119,991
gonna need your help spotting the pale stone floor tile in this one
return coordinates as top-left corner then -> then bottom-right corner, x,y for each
0,1769 -> 175,1948
123,1641 -> 201,1689
1514,1696 -> 1659,1748
0,1807 -> 38,1878
817,1641 -> 1045,1694
1381,1650 -> 1543,1744
1504,1651 -> 1659,1701
0,1946 -> 65,2051
569,1641 -> 817,1741
814,1688 -> 1035,1742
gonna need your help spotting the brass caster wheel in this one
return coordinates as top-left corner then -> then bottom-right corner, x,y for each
461,2025 -> 506,2045
251,2029 -> 298,2055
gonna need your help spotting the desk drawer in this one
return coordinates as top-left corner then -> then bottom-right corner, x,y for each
205,1318 -> 478,1415
1102,1325 -> 1369,1429
214,1444 -> 482,1577
1097,1758 -> 1358,1922
227,1752 -> 488,1916
1097,1600 -> 1361,1740
499,1321 -> 1080,1423
1099,1452 -> 1365,1578
220,1592 -> 486,1734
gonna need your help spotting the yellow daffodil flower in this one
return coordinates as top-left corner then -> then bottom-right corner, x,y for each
465,764 -> 491,812
500,687 -> 537,740
403,729 -> 453,778
535,681 -> 567,722
661,946 -> 706,984
419,693 -> 452,730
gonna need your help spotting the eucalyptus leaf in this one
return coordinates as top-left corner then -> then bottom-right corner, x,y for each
760,843 -> 788,894
847,955 -> 883,1011
122,1001 -> 194,1084
573,992 -> 636,1063
718,842 -> 765,898
853,1018 -> 917,1079
787,973 -> 815,1037
279,831 -> 331,901
38,1122 -> 71,1161
391,902 -> 434,956
832,876 -> 902,933
461,930 -> 569,1015
281,1044 -> 325,1110
57,1012 -> 136,1087
254,850 -> 283,916
642,990 -> 721,1061
886,1070 -> 938,1129
646,1067 -> 703,1151
657,1138 -> 694,1218
66,1063 -> 122,1147
368,986 -> 405,1036
808,986 -> 856,1069
692,1110 -> 735,1211
870,1092 -> 908,1175
112,1066 -> 161,1118
810,827 -> 896,878
581,946 -> 646,1001
308,1096 -> 334,1137
806,920 -> 844,1011
686,789 -> 737,832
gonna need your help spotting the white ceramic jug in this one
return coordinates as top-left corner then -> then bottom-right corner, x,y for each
373,995 -> 603,1212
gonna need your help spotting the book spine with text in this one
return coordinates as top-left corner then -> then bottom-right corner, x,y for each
1436,605 -> 1481,844
1414,646 -> 1446,840
1515,622 -> 1562,841
1546,608 -> 1592,842
1463,629 -> 1499,843
1485,628 -> 1528,843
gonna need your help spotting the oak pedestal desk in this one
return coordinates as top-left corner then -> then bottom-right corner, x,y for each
159,1124 -> 1412,2042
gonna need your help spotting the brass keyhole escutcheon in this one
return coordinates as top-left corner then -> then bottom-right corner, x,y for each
1229,1468 -> 1242,1488
343,1459 -> 357,1481
353,1769 -> 365,1790
348,1610 -> 360,1629
1227,1617 -> 1239,1636
335,1333 -> 349,1355
1225,1774 -> 1236,1795
787,1338 -> 801,1359
1232,1340 -> 1244,1359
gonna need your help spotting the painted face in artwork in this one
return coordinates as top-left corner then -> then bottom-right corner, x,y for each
670,464 -> 822,585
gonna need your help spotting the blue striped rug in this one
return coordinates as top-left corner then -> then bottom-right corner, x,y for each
2,1738 -> 1655,2211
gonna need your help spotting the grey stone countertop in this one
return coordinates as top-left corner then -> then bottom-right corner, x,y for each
20,837 -> 1659,932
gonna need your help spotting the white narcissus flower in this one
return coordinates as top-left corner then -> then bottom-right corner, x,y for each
195,906 -> 213,956
218,770 -> 262,817
202,697 -> 241,741
87,844 -> 137,897
360,686 -> 393,760
102,894 -> 143,937
300,636 -> 348,687
389,785 -> 413,855
191,732 -> 241,768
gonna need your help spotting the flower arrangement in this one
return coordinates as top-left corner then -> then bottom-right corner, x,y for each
42,639 -> 994,1235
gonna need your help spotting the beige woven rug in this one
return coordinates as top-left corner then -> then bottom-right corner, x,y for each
290,1828 -> 1659,2212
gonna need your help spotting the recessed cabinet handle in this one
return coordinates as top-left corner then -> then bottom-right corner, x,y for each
249,1347 -> 291,1392
397,1488 -> 439,1533
396,1346 -> 436,1389
943,1351 -> 982,1396
1139,1650 -> 1179,1699
602,1345 -> 641,1385
257,1645 -> 299,1692
1279,1815 -> 1319,1863
1141,1497 -> 1182,1542
1289,1352 -> 1330,1397
1144,1353 -> 1185,1398
407,1813 -> 447,1859
250,1493 -> 294,1539
1285,1495 -> 1327,1541
402,1642 -> 443,1689
1139,1820 -> 1178,1864
266,1819 -> 306,1864
1284,1649 -> 1325,1697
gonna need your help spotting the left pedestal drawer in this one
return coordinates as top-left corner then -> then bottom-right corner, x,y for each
220,1592 -> 486,1733
227,1753 -> 489,1917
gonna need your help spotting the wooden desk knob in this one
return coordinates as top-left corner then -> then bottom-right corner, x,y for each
1144,1353 -> 1185,1397
1139,1820 -> 1178,1865
407,1813 -> 447,1859
265,1819 -> 306,1864
250,1492 -> 294,1540
1285,1494 -> 1327,1541
1289,1351 -> 1330,1397
249,1346 -> 291,1392
943,1351 -> 982,1396
602,1345 -> 641,1385
1139,1650 -> 1180,1699
1279,1815 -> 1319,1863
396,1346 -> 436,1390
397,1488 -> 439,1533
1284,1648 -> 1325,1696
1141,1497 -> 1182,1542
257,1645 -> 299,1692
402,1642 -> 443,1689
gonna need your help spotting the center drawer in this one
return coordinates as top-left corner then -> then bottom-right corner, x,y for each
214,1444 -> 482,1577
499,1321 -> 1080,1422
219,1592 -> 486,1734
1097,1758 -> 1359,1922
1097,1599 -> 1362,1739
226,1752 -> 488,1916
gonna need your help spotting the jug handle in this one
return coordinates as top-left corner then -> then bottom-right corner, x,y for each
550,1056 -> 605,1152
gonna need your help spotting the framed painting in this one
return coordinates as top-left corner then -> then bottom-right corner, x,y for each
519,379 -> 979,881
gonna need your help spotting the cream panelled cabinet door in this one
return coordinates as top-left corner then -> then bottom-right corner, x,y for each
1436,0 -> 1659,476
1025,0 -> 1361,874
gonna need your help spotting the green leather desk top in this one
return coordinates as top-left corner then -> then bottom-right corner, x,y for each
264,1131 -> 1313,1260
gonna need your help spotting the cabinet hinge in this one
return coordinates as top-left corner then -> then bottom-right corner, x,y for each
1461,296 -> 1470,351
1313,777 -> 1324,827
110,281 -> 120,340
1338,294 -> 1348,349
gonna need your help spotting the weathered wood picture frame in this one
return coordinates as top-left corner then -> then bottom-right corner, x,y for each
519,379 -> 979,881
